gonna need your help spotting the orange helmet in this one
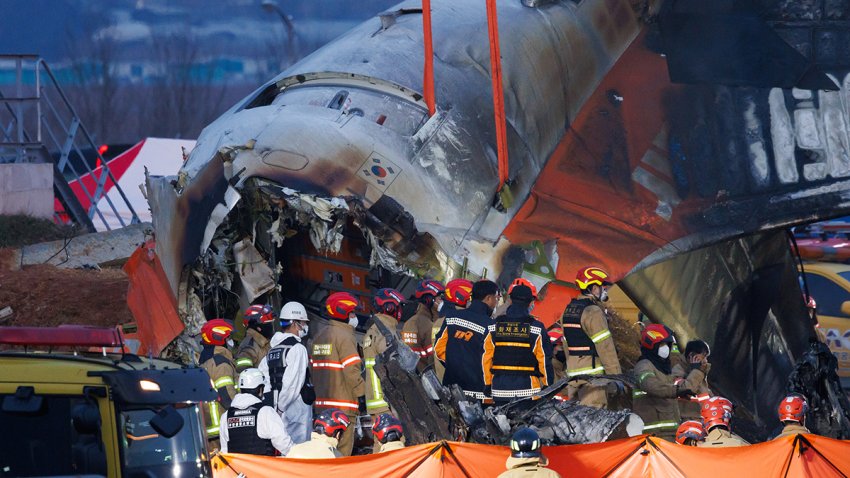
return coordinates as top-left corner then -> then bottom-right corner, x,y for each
675,420 -> 706,445
701,396 -> 733,430
445,278 -> 474,306
575,266 -> 611,290
640,324 -> 674,350
325,292 -> 361,320
778,394 -> 808,423
201,318 -> 235,346
509,278 -> 538,299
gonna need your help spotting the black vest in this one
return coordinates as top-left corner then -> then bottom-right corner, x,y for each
226,403 -> 275,456
267,336 -> 299,392
491,316 -> 541,376
562,298 -> 597,358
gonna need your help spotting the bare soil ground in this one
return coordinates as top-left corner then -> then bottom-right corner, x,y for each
0,263 -> 132,327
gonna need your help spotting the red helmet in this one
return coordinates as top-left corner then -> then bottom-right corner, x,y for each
372,413 -> 404,444
508,278 -> 538,299
639,324 -> 674,350
701,396 -> 733,430
325,292 -> 361,320
414,279 -> 445,300
778,394 -> 808,423
547,327 -> 564,345
373,288 -> 405,320
200,319 -> 235,346
243,304 -> 275,328
575,266 -> 612,290
313,409 -> 350,438
675,420 -> 706,445
702,396 -> 733,413
445,278 -> 474,306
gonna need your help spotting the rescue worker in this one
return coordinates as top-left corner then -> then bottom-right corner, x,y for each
199,318 -> 238,448
311,292 -> 366,456
497,427 -> 562,478
672,340 -> 712,420
483,284 -> 554,405
774,394 -> 811,439
547,325 -> 569,402
698,396 -> 749,447
286,409 -> 350,459
362,289 -> 405,433
435,279 -> 498,401
234,304 -> 275,372
402,279 -> 444,371
562,267 -> 621,408
372,413 -> 406,453
494,278 -> 537,318
432,278 -> 474,382
632,324 -> 709,441
258,301 -> 312,444
675,420 -> 706,446
219,368 -> 292,455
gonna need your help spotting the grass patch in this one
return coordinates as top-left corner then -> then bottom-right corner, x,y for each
0,215 -> 80,248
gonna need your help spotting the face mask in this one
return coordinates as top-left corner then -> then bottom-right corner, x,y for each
658,344 -> 670,359
437,301 -> 444,312
298,323 -> 309,338
348,314 -> 359,329
226,338 -> 235,348
599,289 -> 609,302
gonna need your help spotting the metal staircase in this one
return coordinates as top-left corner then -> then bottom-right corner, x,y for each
0,55 -> 139,232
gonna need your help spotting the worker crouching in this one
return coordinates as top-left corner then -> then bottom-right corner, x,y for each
372,413 -> 405,453
498,428 -> 562,478
774,394 -> 811,439
287,409 -> 350,459
697,396 -> 749,448
219,368 -> 292,455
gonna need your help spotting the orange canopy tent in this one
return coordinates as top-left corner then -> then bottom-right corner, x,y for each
211,435 -> 850,478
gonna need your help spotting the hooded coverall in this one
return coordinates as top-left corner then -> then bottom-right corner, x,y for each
219,393 -> 292,455
311,318 -> 365,456
286,432 -> 343,458
258,331 -> 312,444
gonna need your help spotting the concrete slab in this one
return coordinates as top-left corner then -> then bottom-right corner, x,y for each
0,163 -> 53,219
19,222 -> 152,269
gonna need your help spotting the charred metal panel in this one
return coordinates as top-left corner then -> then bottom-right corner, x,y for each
619,230 -> 815,441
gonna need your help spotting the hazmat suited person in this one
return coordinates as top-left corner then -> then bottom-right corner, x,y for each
219,368 -> 292,455
258,301 -> 313,444
498,428 -> 562,478
632,324 -> 709,441
287,409 -> 350,459
234,304 -> 276,372
199,319 -> 238,448
311,292 -> 366,456
482,284 -> 554,405
561,266 -> 621,408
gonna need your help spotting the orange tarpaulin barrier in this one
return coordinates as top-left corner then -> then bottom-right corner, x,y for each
211,435 -> 850,478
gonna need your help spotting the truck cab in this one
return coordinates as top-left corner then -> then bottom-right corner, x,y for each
0,326 -> 217,477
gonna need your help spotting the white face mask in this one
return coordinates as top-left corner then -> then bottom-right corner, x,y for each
348,314 -> 359,329
298,323 -> 309,338
226,338 -> 235,348
599,289 -> 609,302
437,301 -> 444,312
658,344 -> 670,359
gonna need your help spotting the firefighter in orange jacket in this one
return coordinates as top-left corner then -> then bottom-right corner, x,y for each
310,292 -> 366,456
483,284 -> 554,405
199,319 -> 238,448
562,267 -> 621,408
402,279 -> 444,372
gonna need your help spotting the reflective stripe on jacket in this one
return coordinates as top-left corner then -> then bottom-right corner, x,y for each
362,313 -> 400,413
311,319 -> 365,413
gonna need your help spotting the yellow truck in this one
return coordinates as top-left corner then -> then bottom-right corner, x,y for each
799,261 -> 850,388
0,326 -> 217,477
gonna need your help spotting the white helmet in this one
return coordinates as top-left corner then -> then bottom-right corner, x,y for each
239,368 -> 265,391
280,301 -> 309,326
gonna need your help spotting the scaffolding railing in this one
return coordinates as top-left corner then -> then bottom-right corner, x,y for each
0,54 -> 139,231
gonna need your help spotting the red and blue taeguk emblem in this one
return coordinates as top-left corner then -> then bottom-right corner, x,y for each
371,165 -> 388,178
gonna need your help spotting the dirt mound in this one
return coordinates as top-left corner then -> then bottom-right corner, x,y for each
0,264 -> 131,327
608,307 -> 642,371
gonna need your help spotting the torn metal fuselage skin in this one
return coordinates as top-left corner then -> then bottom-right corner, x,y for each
147,0 -> 850,438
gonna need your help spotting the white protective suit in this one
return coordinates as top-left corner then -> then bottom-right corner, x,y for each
259,331 -> 312,444
219,393 -> 293,455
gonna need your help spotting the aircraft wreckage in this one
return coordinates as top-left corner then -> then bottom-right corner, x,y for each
143,0 -> 850,444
